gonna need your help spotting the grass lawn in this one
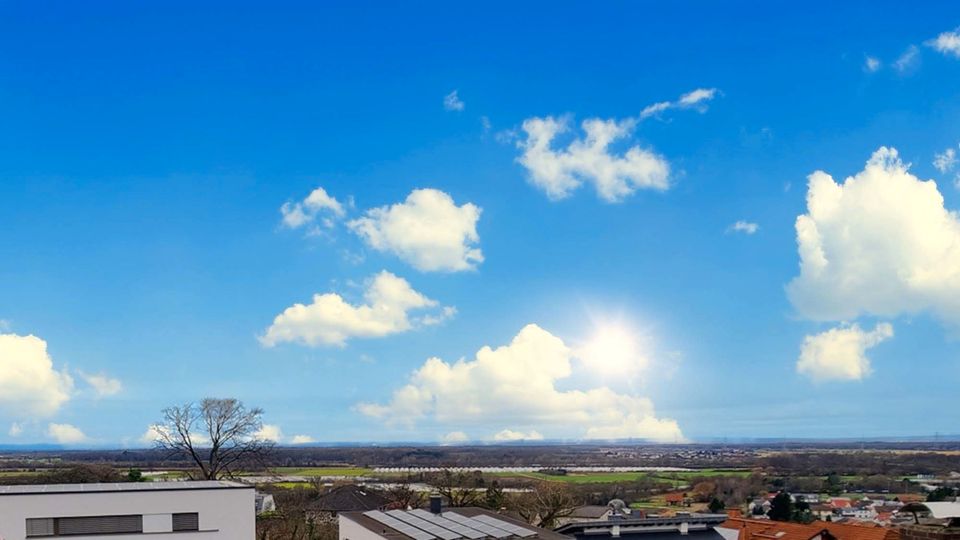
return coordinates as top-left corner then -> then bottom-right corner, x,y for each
0,470 -> 42,477
273,482 -> 314,489
269,467 -> 373,477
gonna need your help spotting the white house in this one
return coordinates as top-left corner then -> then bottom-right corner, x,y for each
0,480 -> 254,540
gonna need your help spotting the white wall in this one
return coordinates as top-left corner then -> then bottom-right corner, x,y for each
340,514 -> 390,540
0,486 -> 254,540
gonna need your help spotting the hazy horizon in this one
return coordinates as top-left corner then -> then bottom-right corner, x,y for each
2,1 -> 960,447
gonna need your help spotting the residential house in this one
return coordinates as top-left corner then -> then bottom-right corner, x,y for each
556,513 -> 729,540
0,480 -> 254,540
719,516 -> 899,540
312,484 -> 390,523
339,499 -> 569,540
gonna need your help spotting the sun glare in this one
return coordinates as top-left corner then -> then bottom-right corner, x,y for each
579,323 -> 649,377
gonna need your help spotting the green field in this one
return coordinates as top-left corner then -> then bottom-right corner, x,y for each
268,467 -> 373,477
0,470 -> 42,478
492,469 -> 750,485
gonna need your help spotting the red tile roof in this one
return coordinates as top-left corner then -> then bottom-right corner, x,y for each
720,517 -> 899,540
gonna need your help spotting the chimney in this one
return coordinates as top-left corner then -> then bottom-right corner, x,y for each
430,494 -> 443,514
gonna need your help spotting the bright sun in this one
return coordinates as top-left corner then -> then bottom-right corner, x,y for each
579,324 -> 648,376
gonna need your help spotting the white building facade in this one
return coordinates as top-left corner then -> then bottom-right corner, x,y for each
0,480 -> 254,540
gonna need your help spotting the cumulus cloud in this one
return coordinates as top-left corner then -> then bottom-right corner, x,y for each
0,334 -> 74,417
357,324 -> 684,442
788,147 -> 960,327
797,323 -> 893,382
728,220 -> 759,235
864,56 -> 881,72
79,372 -> 122,398
517,116 -> 670,202
290,435 -> 315,444
928,28 -> 960,58
280,187 -> 345,230
640,87 -> 719,119
255,424 -> 283,442
493,429 -> 543,441
348,189 -> 483,272
441,431 -> 469,444
9,422 -> 22,437
934,147 -> 957,174
444,90 -> 465,111
260,271 -> 453,347
140,424 -> 210,447
47,423 -> 88,444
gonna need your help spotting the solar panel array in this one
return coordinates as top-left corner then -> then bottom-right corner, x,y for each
408,510 -> 487,540
387,510 -> 462,540
365,511 -> 436,540
362,509 -> 537,540
442,512 -> 513,539
471,515 -> 537,538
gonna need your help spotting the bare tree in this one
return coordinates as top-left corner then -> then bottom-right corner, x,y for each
153,398 -> 274,480
509,482 -> 576,529
433,470 -> 482,507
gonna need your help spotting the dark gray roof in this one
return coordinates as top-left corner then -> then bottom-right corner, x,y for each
554,515 -> 728,537
0,480 -> 251,496
313,484 -> 390,512
341,507 -> 570,540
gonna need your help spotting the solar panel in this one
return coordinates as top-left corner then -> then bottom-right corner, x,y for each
409,510 -> 488,540
364,511 -> 437,540
471,514 -> 537,537
442,512 -> 513,539
387,510 -> 462,540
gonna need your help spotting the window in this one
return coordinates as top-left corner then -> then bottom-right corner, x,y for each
25,518 -> 54,537
172,512 -> 200,532
26,515 -> 143,537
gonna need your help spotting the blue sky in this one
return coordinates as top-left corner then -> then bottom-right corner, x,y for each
2,1 -> 960,446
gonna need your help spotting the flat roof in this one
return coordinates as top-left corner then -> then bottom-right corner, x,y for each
342,507 -> 570,540
0,480 -> 252,496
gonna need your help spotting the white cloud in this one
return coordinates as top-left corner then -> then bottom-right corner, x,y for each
517,116 -> 670,202
797,323 -> 893,382
493,429 -> 543,441
934,147 -> 957,173
893,45 -> 920,73
8,422 -> 22,437
864,56 -> 881,72
260,271 -> 452,347
280,187 -> 345,229
348,189 -> 483,272
443,90 -> 465,111
639,101 -> 671,119
440,431 -> 468,444
728,220 -> 759,235
140,424 -> 210,447
0,334 -> 74,417
928,28 -> 960,58
290,434 -> 315,444
788,147 -> 960,327
79,372 -> 122,398
640,88 -> 719,119
677,88 -> 718,109
357,324 -> 684,442
47,423 -> 88,444
255,424 -> 283,442
480,116 -> 492,133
